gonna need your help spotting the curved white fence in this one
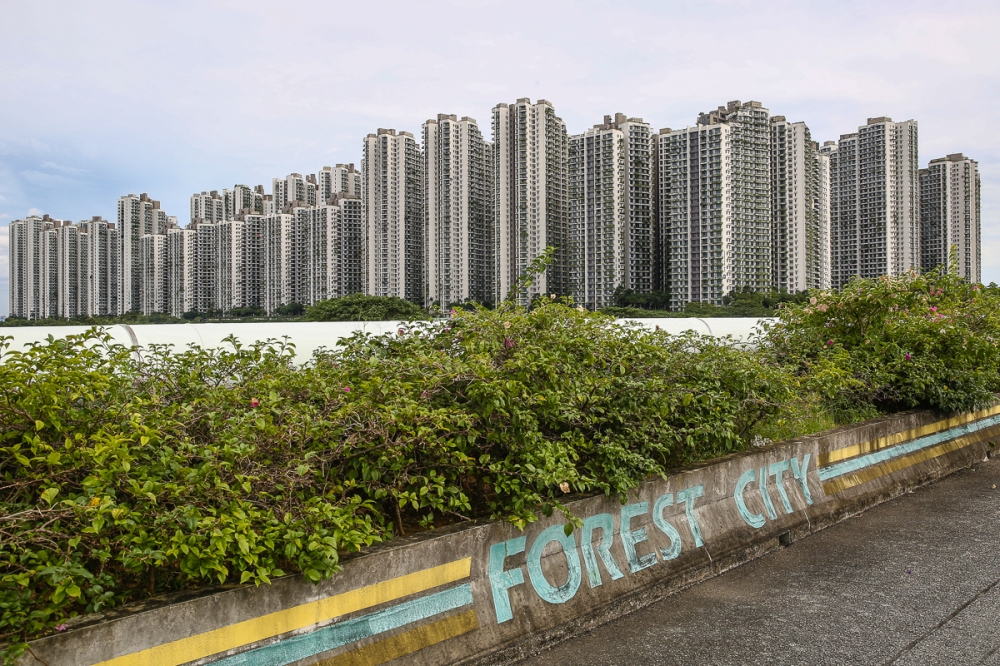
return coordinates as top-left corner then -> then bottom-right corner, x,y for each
0,318 -> 772,364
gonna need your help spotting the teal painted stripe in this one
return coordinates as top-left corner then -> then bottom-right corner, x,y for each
210,583 -> 473,666
818,414 -> 1000,482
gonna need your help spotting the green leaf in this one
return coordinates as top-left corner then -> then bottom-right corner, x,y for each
40,487 -> 59,505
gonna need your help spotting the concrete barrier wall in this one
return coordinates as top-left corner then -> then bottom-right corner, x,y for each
20,404 -> 1000,666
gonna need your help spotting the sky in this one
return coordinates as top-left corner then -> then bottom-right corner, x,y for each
1,0 -> 998,316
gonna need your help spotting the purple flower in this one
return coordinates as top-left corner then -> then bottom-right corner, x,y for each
343,387 -> 351,393
250,398 -> 260,408
827,339 -> 834,346
905,353 -> 912,361
56,624 -> 68,632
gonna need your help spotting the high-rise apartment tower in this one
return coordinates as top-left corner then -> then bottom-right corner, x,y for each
920,153 -> 980,282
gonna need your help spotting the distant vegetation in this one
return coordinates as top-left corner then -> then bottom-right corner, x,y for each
4,288 -> 815,328
604,286 -> 811,318
303,294 -> 430,322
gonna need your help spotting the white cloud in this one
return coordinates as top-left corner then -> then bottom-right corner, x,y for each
40,161 -> 88,175
27,208 -> 43,216
19,170 -> 76,186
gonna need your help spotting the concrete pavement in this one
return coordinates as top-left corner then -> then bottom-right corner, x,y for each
517,457 -> 1000,666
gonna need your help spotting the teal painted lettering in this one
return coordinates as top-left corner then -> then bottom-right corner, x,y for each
768,460 -> 794,514
620,502 -> 657,573
527,525 -> 582,604
790,454 -> 813,505
734,468 -> 765,528
580,513 -> 623,588
652,493 -> 683,560
488,536 -> 525,623
676,485 -> 706,547
758,467 -> 778,520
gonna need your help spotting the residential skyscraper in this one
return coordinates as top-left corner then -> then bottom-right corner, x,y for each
273,173 -> 317,210
190,191 -> 224,224
569,113 -> 653,310
492,98 -> 569,304
423,114 -> 495,309
118,193 -> 171,314
223,185 -> 264,220
9,216 -> 51,319
362,128 -> 424,303
659,100 -> 772,309
165,227 -> 193,318
318,165 -> 362,201
828,117 -> 919,288
52,221 -> 88,319
140,233 -> 169,315
770,116 -> 831,292
83,216 -> 119,317
263,211 -> 305,313
305,196 -> 365,304
920,153 -> 981,282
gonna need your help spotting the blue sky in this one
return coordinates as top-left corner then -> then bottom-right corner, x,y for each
2,0 -> 998,316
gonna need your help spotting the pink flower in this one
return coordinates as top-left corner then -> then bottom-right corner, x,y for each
250,398 -> 260,408
827,340 -> 834,346
905,353 -> 912,361
56,624 -> 68,632
397,328 -> 405,336
343,387 -> 351,393
930,306 -> 937,312
503,336 -> 515,349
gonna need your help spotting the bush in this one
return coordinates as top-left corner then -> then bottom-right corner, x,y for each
765,268 -> 1000,413
0,301 -> 791,656
2,264 -> 998,658
303,294 -> 429,322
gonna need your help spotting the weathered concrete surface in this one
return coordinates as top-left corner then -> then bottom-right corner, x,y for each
518,456 -> 1000,666
18,406 -> 1000,666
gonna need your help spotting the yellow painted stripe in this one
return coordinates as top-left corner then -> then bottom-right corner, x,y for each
315,609 -> 479,666
818,404 -> 1000,467
94,558 -> 472,666
821,427 -> 997,495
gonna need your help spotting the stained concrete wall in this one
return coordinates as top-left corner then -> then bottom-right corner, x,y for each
19,405 -> 1000,666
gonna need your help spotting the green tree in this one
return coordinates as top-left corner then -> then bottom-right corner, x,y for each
303,294 -> 429,322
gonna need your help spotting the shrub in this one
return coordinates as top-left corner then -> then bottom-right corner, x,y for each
765,268 -> 1000,413
303,294 -> 429,322
0,301 -> 791,657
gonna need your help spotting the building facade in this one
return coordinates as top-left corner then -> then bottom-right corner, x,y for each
492,98 -> 569,305
828,117 -> 919,288
569,113 -> 653,310
318,165 -> 362,202
659,100 -> 773,310
362,128 -> 424,303
423,114 -> 495,309
770,116 -> 830,292
920,153 -> 981,282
